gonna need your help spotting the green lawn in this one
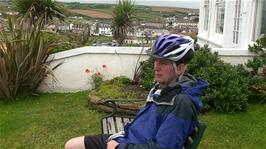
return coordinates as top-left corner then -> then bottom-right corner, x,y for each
0,92 -> 266,149
200,104 -> 266,149
0,92 -> 103,149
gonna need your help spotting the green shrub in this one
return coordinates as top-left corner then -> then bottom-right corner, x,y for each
246,34 -> 266,75
249,76 -> 266,103
109,76 -> 132,86
245,34 -> 266,104
139,57 -> 154,89
188,46 -> 250,113
51,42 -> 77,53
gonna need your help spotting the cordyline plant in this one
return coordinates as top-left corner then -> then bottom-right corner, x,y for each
0,14 -> 61,101
112,0 -> 136,45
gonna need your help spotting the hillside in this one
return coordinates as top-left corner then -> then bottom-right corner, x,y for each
151,6 -> 198,13
0,1 -> 199,21
65,3 -> 198,21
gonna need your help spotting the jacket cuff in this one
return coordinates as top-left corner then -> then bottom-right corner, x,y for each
117,143 -> 127,149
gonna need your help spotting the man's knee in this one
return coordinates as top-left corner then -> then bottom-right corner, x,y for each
64,139 -> 75,149
65,136 -> 85,149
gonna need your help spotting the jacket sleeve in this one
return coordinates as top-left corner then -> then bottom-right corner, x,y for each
117,98 -> 196,149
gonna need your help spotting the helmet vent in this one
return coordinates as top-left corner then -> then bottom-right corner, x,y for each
167,36 -> 177,40
161,42 -> 172,52
166,45 -> 180,53
157,38 -> 166,49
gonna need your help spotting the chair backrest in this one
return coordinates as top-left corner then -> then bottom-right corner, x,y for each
183,122 -> 207,149
101,116 -> 134,134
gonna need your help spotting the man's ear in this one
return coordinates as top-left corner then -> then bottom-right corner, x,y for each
177,64 -> 186,74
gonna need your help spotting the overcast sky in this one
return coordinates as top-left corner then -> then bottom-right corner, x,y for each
57,0 -> 201,9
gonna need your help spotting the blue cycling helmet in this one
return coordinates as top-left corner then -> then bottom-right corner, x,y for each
146,34 -> 194,62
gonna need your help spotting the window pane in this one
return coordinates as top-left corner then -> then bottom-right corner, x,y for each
261,0 -> 266,34
254,0 -> 266,40
215,0 -> 225,34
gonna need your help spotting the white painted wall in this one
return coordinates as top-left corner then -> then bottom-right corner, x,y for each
38,47 -> 149,93
211,48 -> 254,65
38,46 -> 254,93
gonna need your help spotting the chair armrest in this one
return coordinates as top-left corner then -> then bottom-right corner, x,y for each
102,99 -> 146,116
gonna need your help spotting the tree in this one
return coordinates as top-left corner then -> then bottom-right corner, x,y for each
13,0 -> 65,23
112,0 -> 136,46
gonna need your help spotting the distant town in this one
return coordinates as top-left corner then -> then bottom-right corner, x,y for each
0,0 -> 199,47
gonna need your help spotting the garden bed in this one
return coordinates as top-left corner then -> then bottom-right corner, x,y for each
88,77 -> 149,115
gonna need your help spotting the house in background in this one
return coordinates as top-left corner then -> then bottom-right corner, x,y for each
197,0 -> 265,64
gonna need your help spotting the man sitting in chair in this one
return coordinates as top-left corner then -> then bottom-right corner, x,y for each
65,34 -> 208,149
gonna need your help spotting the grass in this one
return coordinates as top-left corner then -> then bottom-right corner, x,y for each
0,92 -> 104,149
0,92 -> 266,149
199,104 -> 266,149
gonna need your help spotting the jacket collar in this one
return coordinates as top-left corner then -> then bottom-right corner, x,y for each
146,82 -> 181,105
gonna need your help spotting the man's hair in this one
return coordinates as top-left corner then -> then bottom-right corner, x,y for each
176,49 -> 194,65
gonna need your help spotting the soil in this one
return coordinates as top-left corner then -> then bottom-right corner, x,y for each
69,9 -> 112,19
122,84 -> 149,100
151,6 -> 198,13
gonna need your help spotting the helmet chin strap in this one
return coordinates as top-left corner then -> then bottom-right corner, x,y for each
172,62 -> 180,81
172,62 -> 186,82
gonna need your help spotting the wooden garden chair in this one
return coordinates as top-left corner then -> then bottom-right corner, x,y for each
101,99 -> 207,149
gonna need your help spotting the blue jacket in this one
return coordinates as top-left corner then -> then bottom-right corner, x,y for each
110,74 -> 208,149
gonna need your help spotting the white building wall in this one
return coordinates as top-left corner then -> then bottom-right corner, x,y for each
198,0 -> 260,50
99,27 -> 112,36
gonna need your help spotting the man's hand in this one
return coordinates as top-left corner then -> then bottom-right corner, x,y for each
107,140 -> 119,149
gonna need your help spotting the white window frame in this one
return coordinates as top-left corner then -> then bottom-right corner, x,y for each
233,0 -> 242,45
203,0 -> 210,31
215,0 -> 225,35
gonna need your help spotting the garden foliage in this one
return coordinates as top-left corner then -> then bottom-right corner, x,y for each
139,45 -> 251,113
246,34 -> 266,75
188,45 -> 249,113
138,58 -> 154,89
112,0 -> 136,45
0,15 -> 61,101
89,76 -> 143,100
246,34 -> 266,103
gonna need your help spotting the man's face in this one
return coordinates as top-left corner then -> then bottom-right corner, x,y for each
154,58 -> 178,86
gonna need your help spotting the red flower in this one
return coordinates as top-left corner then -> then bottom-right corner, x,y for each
96,72 -> 101,76
85,69 -> 90,74
102,64 -> 107,68
257,89 -> 263,92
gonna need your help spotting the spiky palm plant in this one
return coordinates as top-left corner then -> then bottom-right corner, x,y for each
13,0 -> 65,24
0,13 -> 61,101
112,0 -> 136,45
